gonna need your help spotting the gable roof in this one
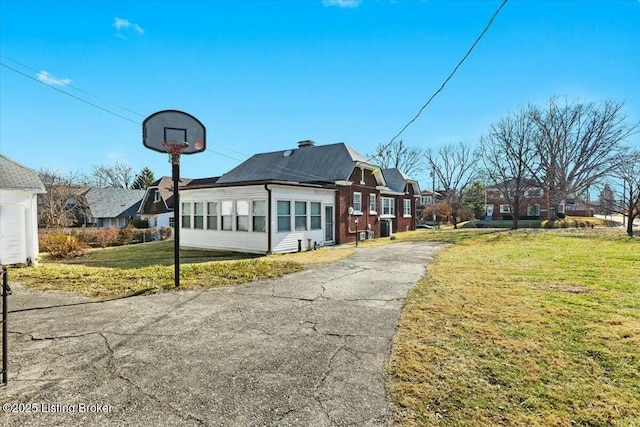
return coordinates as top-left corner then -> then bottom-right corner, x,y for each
216,143 -> 372,185
84,187 -> 145,219
145,176 -> 193,210
380,168 -> 420,194
0,155 -> 45,192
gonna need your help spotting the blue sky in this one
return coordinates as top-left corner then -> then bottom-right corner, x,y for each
1,0 -> 639,190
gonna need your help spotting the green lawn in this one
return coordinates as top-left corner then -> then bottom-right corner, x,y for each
12,240 -> 302,299
387,229 -> 640,426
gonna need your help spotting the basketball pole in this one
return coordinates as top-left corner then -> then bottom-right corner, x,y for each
172,154 -> 181,288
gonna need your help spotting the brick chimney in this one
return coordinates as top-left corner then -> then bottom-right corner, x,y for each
297,140 -> 315,148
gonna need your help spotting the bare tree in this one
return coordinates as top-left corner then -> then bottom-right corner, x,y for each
530,98 -> 638,218
480,107 -> 542,229
92,162 -> 135,188
425,142 -> 479,229
617,151 -> 640,237
37,168 -> 89,228
369,140 -> 424,177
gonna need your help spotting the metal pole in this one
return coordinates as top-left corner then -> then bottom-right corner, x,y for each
172,156 -> 181,288
2,266 -> 9,385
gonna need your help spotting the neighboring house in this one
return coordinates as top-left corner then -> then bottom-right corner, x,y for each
0,155 -> 45,265
179,140 -> 420,254
485,182 -> 552,220
415,190 -> 443,222
138,176 -> 196,228
77,187 -> 145,228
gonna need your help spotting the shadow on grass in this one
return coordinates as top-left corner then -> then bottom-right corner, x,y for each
47,240 -> 261,269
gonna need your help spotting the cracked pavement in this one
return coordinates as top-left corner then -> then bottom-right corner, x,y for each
1,241 -> 445,426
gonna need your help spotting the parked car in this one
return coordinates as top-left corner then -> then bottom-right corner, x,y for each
416,224 -> 434,229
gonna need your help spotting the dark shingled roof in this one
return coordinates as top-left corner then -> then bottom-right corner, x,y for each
84,187 -> 146,219
0,155 -> 45,192
381,168 -> 411,193
217,143 -> 369,184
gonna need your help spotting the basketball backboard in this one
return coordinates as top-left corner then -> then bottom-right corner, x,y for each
142,110 -> 206,155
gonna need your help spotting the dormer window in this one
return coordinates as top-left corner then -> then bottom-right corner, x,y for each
360,167 -> 365,185
153,190 -> 161,203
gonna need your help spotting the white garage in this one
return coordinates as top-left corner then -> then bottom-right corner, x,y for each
0,155 -> 45,266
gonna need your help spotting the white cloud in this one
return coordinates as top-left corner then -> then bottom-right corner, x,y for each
37,71 -> 71,86
322,0 -> 362,8
113,17 -> 144,37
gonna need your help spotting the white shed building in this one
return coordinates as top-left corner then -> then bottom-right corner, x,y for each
0,155 -> 45,265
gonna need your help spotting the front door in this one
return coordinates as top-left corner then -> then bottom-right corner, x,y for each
324,206 -> 334,243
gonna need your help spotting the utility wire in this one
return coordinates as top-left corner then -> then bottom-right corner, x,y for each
386,0 -> 509,146
0,61 -> 141,125
1,55 -> 145,118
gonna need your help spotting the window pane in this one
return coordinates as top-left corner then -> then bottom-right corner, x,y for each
207,202 -> 217,215
311,216 -> 321,230
277,201 -> 290,215
208,215 -> 218,230
237,216 -> 249,231
194,202 -> 203,215
277,216 -> 290,232
295,216 -> 306,231
253,200 -> 266,216
182,203 -> 191,215
253,216 -> 266,232
207,202 -> 218,230
222,201 -> 233,215
310,202 -> 321,215
295,201 -> 306,215
237,200 -> 249,215
222,216 -> 232,230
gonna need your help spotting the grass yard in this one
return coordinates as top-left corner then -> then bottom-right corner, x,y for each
11,240 -> 356,299
387,229 -> 640,426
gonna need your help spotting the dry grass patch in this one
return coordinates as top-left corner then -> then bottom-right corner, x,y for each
388,231 -> 640,426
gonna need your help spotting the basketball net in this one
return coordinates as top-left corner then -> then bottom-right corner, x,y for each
162,140 -> 189,165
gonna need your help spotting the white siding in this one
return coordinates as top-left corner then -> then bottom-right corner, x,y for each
269,185 -> 335,253
179,184 -> 336,254
180,185 -> 269,254
0,189 -> 40,265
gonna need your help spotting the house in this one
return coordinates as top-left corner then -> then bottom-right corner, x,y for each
76,187 -> 145,228
179,141 -> 420,254
138,176 -> 195,228
484,182 -> 552,220
415,190 -> 443,223
0,155 -> 45,265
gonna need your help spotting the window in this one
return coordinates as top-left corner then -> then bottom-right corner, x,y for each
153,191 -> 161,203
353,192 -> 362,213
295,201 -> 307,231
403,199 -> 411,217
500,204 -> 511,213
420,196 -> 432,205
525,188 -> 544,198
252,201 -> 266,232
169,217 -> 175,228
181,203 -> 191,229
369,194 -> 377,213
207,202 -> 218,230
236,200 -> 249,232
277,201 -> 291,232
194,202 -> 204,229
381,197 -> 395,216
310,202 -> 321,230
221,200 -> 233,230
527,204 -> 540,216
360,167 -> 365,184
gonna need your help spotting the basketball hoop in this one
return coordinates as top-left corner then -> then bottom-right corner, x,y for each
162,140 -> 190,164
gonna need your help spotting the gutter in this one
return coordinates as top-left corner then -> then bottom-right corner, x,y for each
265,184 -> 272,254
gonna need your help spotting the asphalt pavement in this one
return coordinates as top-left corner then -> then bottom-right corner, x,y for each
1,241 -> 445,426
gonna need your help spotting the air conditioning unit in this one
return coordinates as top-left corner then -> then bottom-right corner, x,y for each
359,231 -> 366,241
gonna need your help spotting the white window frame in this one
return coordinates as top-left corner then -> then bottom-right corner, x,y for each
294,201 -> 307,231
403,199 -> 411,217
369,194 -> 377,214
193,202 -> 204,230
153,191 -> 161,203
310,202 -> 322,230
236,200 -> 249,232
181,202 -> 191,229
252,200 -> 266,233
277,200 -> 291,232
353,192 -> 362,214
499,204 -> 511,214
207,201 -> 218,230
221,200 -> 233,231
381,197 -> 395,217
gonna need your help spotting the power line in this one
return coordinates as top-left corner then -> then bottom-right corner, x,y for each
1,55 -> 145,118
0,61 -> 141,125
386,0 -> 509,146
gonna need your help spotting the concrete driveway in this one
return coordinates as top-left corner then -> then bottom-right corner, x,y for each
1,241 -> 444,426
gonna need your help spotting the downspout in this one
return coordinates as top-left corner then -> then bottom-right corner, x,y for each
265,184 -> 272,254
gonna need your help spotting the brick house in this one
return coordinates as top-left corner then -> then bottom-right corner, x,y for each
178,141 -> 419,254
485,182 -> 552,220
